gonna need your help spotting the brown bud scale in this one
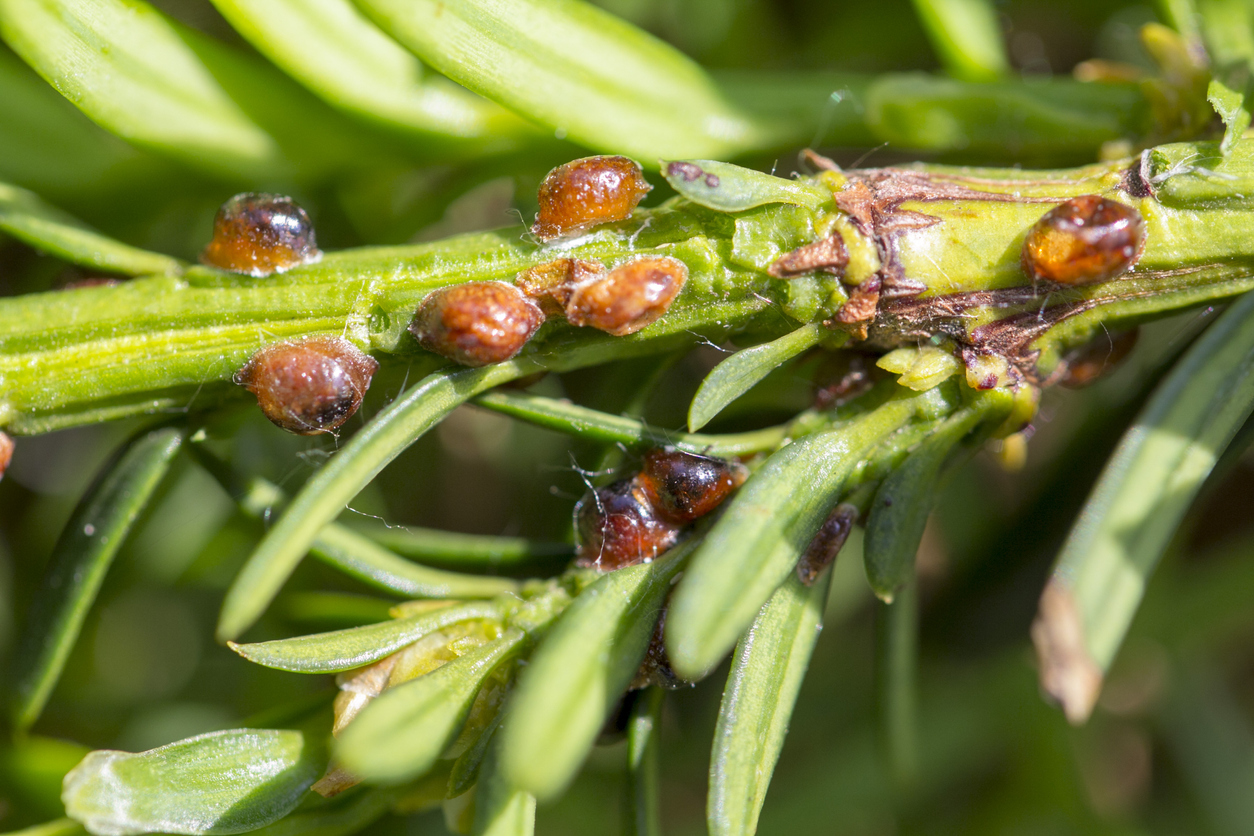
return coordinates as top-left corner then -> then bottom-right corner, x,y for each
236,336 -> 378,435
1021,195 -> 1145,286
565,256 -> 687,336
201,193 -> 321,277
532,156 -> 652,241
410,281 -> 545,367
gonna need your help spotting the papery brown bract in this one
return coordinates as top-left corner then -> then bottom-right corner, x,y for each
410,281 -> 545,367
637,449 -> 747,525
565,256 -> 687,336
235,336 -> 378,435
532,155 -> 652,241
1021,195 -> 1145,285
201,193 -> 322,276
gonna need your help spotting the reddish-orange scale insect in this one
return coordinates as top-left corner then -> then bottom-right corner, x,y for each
574,479 -> 680,572
409,281 -> 545,367
565,256 -> 687,336
201,193 -> 322,277
637,448 -> 747,526
532,155 -> 653,241
235,336 -> 378,435
0,431 -> 14,481
1021,195 -> 1146,285
1059,328 -> 1139,388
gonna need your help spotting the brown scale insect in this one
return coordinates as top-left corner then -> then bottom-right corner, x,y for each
629,609 -> 686,690
1021,195 -> 1146,285
514,257 -> 605,317
565,256 -> 687,336
574,478 -> 680,572
532,155 -> 653,241
409,281 -> 545,367
637,448 -> 747,525
1059,328 -> 1139,388
575,448 -> 746,571
235,336 -> 378,435
201,193 -> 321,277
797,503 -> 858,586
0,431 -> 14,481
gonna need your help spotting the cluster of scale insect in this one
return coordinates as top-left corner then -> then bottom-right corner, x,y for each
410,156 -> 684,366
210,156 -> 676,433
574,448 -> 747,572
196,192 -> 378,434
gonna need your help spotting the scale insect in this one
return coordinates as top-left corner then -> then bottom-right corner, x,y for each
201,193 -> 322,277
235,336 -> 378,435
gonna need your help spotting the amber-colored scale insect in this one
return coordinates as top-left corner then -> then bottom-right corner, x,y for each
410,281 -> 545,367
565,256 -> 687,336
1021,195 -> 1146,285
532,155 -> 653,241
574,478 -> 680,572
201,193 -> 322,277
235,336 -> 378,435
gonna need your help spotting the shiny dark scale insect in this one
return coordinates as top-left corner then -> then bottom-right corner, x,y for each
235,336 -> 379,435
636,447 -> 747,524
1021,194 -> 1146,285
201,192 -> 322,276
574,478 -> 679,572
409,281 -> 545,367
574,449 -> 746,571
531,155 -> 653,241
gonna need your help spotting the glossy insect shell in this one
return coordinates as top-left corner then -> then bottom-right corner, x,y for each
201,193 -> 321,277
1021,195 -> 1146,285
565,256 -> 687,336
638,448 -> 747,525
410,281 -> 545,367
532,155 -> 653,241
235,336 -> 378,435
574,478 -> 680,571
